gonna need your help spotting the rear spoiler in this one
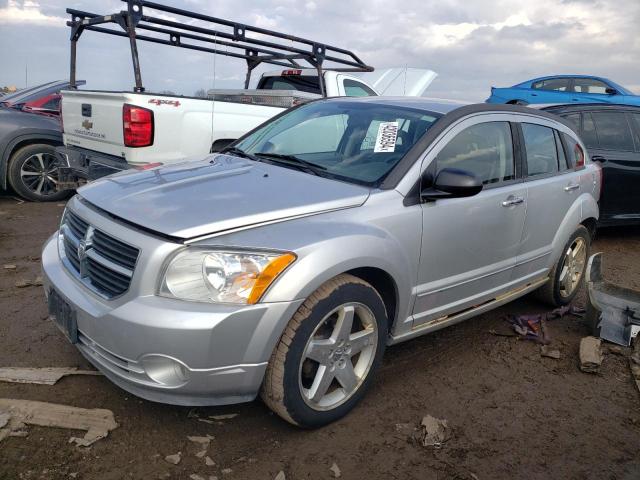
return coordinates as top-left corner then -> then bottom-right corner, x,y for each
66,0 -> 374,97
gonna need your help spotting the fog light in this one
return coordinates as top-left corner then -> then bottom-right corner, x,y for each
140,355 -> 190,387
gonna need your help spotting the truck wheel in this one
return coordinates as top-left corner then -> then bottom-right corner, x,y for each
535,226 -> 591,307
261,274 -> 387,428
7,144 -> 69,202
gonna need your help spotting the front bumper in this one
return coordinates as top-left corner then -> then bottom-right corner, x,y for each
41,229 -> 303,406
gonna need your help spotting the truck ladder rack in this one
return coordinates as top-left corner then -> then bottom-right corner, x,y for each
66,0 -> 374,95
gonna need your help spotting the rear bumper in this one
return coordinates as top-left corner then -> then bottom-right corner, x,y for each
55,145 -> 130,190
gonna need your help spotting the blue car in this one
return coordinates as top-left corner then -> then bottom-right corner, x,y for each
486,75 -> 640,106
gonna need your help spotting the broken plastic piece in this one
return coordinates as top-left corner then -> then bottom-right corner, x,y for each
0,398 -> 117,446
0,367 -> 101,385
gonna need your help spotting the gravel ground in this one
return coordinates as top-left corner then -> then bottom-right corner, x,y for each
1,194 -> 639,480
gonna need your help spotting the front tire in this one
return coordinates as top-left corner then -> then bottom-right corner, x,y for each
7,144 -> 69,202
535,225 -> 591,307
261,274 -> 387,428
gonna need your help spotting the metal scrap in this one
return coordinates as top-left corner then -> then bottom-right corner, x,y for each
0,367 -> 101,385
507,305 -> 585,344
0,398 -> 118,446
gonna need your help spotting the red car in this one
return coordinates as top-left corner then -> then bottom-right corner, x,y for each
1,80 -> 85,117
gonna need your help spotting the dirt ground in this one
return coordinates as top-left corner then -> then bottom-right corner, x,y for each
1,193 -> 639,480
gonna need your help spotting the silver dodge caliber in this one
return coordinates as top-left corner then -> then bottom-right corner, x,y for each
42,98 -> 601,427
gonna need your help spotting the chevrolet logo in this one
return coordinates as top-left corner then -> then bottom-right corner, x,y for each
82,119 -> 93,130
77,226 -> 94,278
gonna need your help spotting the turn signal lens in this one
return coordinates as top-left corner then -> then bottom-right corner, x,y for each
247,253 -> 297,304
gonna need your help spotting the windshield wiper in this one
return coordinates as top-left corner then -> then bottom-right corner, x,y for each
220,146 -> 260,162
254,152 -> 327,176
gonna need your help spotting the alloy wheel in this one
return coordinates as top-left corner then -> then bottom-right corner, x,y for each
19,152 -> 60,198
559,237 -> 587,298
298,302 -> 378,411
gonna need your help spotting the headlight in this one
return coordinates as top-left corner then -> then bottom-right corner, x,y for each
159,249 -> 296,304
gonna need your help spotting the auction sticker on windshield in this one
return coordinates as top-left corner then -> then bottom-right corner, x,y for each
374,122 -> 399,153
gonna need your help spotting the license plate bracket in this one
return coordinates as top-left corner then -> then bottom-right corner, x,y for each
48,289 -> 78,344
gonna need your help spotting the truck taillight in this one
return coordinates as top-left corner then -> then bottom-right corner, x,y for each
123,104 -> 154,147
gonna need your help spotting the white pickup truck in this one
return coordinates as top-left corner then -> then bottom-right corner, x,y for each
55,1 -> 436,189
57,68 -> 436,186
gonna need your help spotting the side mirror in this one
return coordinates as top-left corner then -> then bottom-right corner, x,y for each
421,168 -> 483,201
605,87 -> 618,95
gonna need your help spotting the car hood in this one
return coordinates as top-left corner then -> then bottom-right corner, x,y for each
78,154 -> 370,239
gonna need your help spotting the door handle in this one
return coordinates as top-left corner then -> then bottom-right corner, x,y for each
564,183 -> 580,192
502,196 -> 524,207
591,155 -> 607,163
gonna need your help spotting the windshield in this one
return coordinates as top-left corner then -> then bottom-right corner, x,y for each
234,100 -> 441,186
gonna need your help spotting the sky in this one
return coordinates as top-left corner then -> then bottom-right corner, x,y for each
0,0 -> 638,101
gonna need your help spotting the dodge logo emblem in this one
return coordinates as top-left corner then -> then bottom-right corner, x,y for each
82,119 -> 93,130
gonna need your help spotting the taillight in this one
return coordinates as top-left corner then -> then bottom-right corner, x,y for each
123,104 -> 154,147
574,143 -> 585,169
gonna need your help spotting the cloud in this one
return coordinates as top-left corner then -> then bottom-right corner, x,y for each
0,0 -> 638,100
0,0 -> 65,26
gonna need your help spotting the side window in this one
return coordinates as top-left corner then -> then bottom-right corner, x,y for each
572,78 -> 610,94
435,122 -> 515,185
561,133 -> 585,168
590,112 -> 635,151
631,113 -> 640,149
343,79 -> 377,97
581,113 -> 599,149
532,78 -> 570,91
522,123 -> 558,177
554,131 -> 569,171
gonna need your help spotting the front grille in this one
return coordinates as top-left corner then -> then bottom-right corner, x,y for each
60,209 -> 140,299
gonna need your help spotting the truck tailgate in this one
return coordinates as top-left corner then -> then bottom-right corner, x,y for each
61,90 -> 128,158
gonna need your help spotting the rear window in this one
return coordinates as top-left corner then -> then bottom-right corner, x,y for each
522,123 -> 558,177
258,75 -> 321,94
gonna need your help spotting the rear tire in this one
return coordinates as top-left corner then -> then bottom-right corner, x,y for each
261,274 -> 387,428
535,226 -> 591,307
8,144 -> 70,202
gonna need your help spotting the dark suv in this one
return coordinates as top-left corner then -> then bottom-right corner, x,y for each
543,104 -> 640,226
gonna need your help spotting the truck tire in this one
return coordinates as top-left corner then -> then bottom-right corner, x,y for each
535,225 -> 591,307
7,143 -> 69,202
261,274 -> 387,428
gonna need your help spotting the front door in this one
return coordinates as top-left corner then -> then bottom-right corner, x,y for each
413,119 -> 526,326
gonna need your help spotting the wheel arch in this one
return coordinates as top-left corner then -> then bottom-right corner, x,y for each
345,267 -> 399,333
1,133 -> 62,190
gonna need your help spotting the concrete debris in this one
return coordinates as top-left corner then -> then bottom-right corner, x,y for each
3,264 -> 16,270
0,412 -> 9,429
329,462 -> 342,478
0,367 -> 101,385
631,362 -> 640,394
540,345 -> 561,359
0,398 -> 117,447
198,418 -> 215,424
188,435 -> 213,446
209,414 -> 238,421
164,452 -> 182,465
205,456 -> 215,466
420,415 -> 452,447
14,276 -> 43,288
221,468 -> 232,475
274,471 -> 286,480
195,450 -> 208,458
190,475 -> 206,480
580,336 -> 604,373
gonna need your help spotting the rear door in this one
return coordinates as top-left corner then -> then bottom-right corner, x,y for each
512,121 -> 582,281
585,110 -> 640,223
413,116 -> 527,326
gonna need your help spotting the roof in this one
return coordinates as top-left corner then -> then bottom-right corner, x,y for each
326,96 -> 469,115
540,103 -> 640,113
